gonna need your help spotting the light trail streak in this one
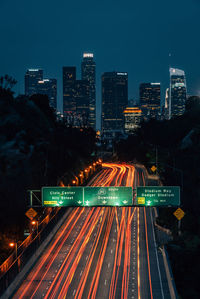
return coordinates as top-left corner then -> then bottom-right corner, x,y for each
44,208 -> 100,299
88,208 -> 115,298
17,207 -> 81,299
144,207 -> 154,299
57,208 -> 103,299
109,207 -> 126,299
74,208 -> 109,299
115,207 -> 120,232
14,163 -> 151,299
121,207 -> 131,299
137,207 -> 141,299
29,208 -> 85,299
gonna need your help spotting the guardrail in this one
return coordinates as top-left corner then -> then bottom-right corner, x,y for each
159,246 -> 179,299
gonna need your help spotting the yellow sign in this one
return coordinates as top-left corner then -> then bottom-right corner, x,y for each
25,208 -> 37,220
43,201 -> 58,205
151,165 -> 157,172
173,208 -> 185,220
138,197 -> 145,205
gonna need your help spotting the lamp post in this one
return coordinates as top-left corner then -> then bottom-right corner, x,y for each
9,242 -> 18,259
31,220 -> 38,234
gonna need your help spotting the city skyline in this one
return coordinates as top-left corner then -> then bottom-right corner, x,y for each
22,61 -> 188,127
1,0 -> 200,129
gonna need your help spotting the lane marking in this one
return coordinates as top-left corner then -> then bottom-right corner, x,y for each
150,208 -> 165,299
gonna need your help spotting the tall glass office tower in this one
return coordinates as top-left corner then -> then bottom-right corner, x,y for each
139,83 -> 161,120
169,68 -> 187,119
102,72 -> 128,140
81,53 -> 96,130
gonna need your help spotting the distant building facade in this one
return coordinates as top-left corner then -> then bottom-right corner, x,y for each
81,53 -> 96,130
139,83 -> 161,120
74,80 -> 90,127
169,68 -> 187,119
63,67 -> 77,115
164,88 -> 170,120
102,72 -> 128,140
63,66 -> 90,127
123,107 -> 142,135
37,79 -> 57,109
25,69 -> 43,96
25,69 -> 57,109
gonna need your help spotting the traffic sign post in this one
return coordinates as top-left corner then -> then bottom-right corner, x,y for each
151,165 -> 157,173
173,207 -> 185,236
25,208 -> 37,220
173,208 -> 185,220
136,186 -> 180,207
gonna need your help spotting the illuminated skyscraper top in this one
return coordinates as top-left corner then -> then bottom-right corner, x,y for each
169,68 -> 187,119
81,53 -> 96,130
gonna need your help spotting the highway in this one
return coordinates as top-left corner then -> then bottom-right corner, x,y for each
12,163 -> 171,299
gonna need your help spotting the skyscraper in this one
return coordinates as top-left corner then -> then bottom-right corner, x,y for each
169,68 -> 187,119
63,66 -> 90,127
102,72 -> 128,140
81,53 -> 96,130
139,83 -> 161,120
74,80 -> 90,127
37,79 -> 57,110
25,69 -> 43,96
25,69 -> 57,109
63,67 -> 76,116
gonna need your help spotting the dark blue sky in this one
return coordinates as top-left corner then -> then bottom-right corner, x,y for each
1,0 -> 200,129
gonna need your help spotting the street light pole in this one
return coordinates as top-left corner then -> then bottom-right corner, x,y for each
9,242 -> 18,259
156,146 -> 158,175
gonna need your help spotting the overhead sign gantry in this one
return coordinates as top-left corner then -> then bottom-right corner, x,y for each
41,186 -> 180,207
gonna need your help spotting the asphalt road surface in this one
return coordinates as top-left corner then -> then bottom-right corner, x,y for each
12,163 -> 171,299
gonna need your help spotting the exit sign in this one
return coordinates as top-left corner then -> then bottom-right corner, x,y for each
136,186 -> 180,207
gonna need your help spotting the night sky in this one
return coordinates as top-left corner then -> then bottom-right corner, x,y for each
1,0 -> 200,129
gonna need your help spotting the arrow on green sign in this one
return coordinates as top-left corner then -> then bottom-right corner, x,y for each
123,200 -> 128,204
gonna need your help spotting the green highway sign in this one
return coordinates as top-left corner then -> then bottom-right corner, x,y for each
42,187 -> 84,207
136,186 -> 180,207
84,187 -> 133,206
42,186 -> 133,207
42,186 -> 179,207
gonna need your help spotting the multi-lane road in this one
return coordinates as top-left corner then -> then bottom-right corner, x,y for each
12,163 -> 171,298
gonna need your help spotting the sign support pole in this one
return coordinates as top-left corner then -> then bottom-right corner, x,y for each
178,219 -> 181,236
30,191 -> 33,207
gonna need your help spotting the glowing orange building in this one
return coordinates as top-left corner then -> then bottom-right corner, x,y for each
123,107 -> 142,135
